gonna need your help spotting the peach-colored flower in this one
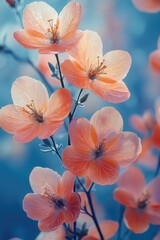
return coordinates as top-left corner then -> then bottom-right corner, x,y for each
132,0 -> 160,13
114,167 -> 160,233
0,76 -> 72,142
149,37 -> 160,74
81,220 -> 119,240
23,167 -> 80,232
38,54 -> 61,86
62,107 -> 141,185
35,226 -> 65,240
14,1 -> 82,53
61,30 -> 131,103
130,101 -> 160,149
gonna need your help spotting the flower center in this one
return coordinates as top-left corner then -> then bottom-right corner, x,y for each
137,190 -> 151,209
88,56 -> 107,80
43,188 -> 66,210
92,139 -> 106,160
22,100 -> 43,123
45,19 -> 60,44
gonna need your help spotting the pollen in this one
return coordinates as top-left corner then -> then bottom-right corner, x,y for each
92,139 -> 106,160
45,19 -> 60,44
22,100 -> 43,123
88,56 -> 107,80
137,190 -> 151,209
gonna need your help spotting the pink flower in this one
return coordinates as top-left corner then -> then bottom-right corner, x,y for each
61,30 -> 131,103
114,167 -> 160,233
149,37 -> 160,74
132,0 -> 160,13
23,167 -> 81,232
0,76 -> 72,142
14,1 -> 82,53
62,107 -> 141,185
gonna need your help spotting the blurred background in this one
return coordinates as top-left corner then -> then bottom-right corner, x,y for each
0,0 -> 160,239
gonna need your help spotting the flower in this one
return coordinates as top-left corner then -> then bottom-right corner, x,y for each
14,1 -> 82,53
149,37 -> 160,74
62,107 -> 141,185
114,167 -> 160,233
35,226 -> 65,240
23,167 -> 80,232
81,220 -> 119,240
132,0 -> 160,13
61,30 -> 131,103
0,76 -> 72,142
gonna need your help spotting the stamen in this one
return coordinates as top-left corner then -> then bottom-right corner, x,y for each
22,100 -> 43,123
88,57 -> 107,80
92,139 -> 106,160
43,187 -> 66,210
45,19 -> 60,44
137,190 -> 151,209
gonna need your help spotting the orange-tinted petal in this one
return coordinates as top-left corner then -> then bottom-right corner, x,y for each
130,114 -> 148,133
118,167 -> 146,197
149,50 -> 160,74
59,171 -> 75,198
38,210 -> 64,232
152,124 -> 160,148
62,146 -> 91,176
90,107 -> 123,141
61,59 -> 89,88
87,158 -> 120,185
64,193 -> 81,223
23,193 -> 53,220
37,120 -> 64,139
29,167 -> 60,195
147,204 -> 160,224
23,1 -> 58,33
132,0 -> 160,13
58,2 -> 81,40
45,88 -> 72,121
11,76 -> 49,112
14,30 -> 49,49
114,189 -> 136,207
69,30 -> 103,70
69,118 -> 98,151
0,105 -> 32,133
89,79 -> 130,103
147,176 -> 160,203
124,208 -> 149,233
106,132 -> 142,167
13,123 -> 40,142
103,50 -> 132,82
89,220 -> 119,239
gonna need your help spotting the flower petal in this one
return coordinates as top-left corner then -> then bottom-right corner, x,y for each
147,204 -> 160,224
64,193 -> 81,223
152,124 -> 160,148
132,0 -> 160,13
69,118 -> 98,151
59,171 -> 75,198
23,1 -> 58,33
149,50 -> 160,74
58,2 -> 81,40
38,210 -> 64,232
147,176 -> 160,203
69,30 -> 103,70
89,79 -> 130,103
62,146 -> 91,177
13,123 -> 40,142
90,107 -> 123,141
35,226 -> 65,240
107,132 -> 142,167
61,59 -> 89,88
114,189 -> 136,207
118,167 -> 146,197
23,193 -> 53,220
29,167 -> 61,195
124,208 -> 149,233
0,105 -> 32,133
87,158 -> 120,185
89,220 -> 119,239
45,88 -> 72,121
14,30 -> 49,49
11,76 -> 49,112
38,120 -> 64,139
103,50 -> 131,82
